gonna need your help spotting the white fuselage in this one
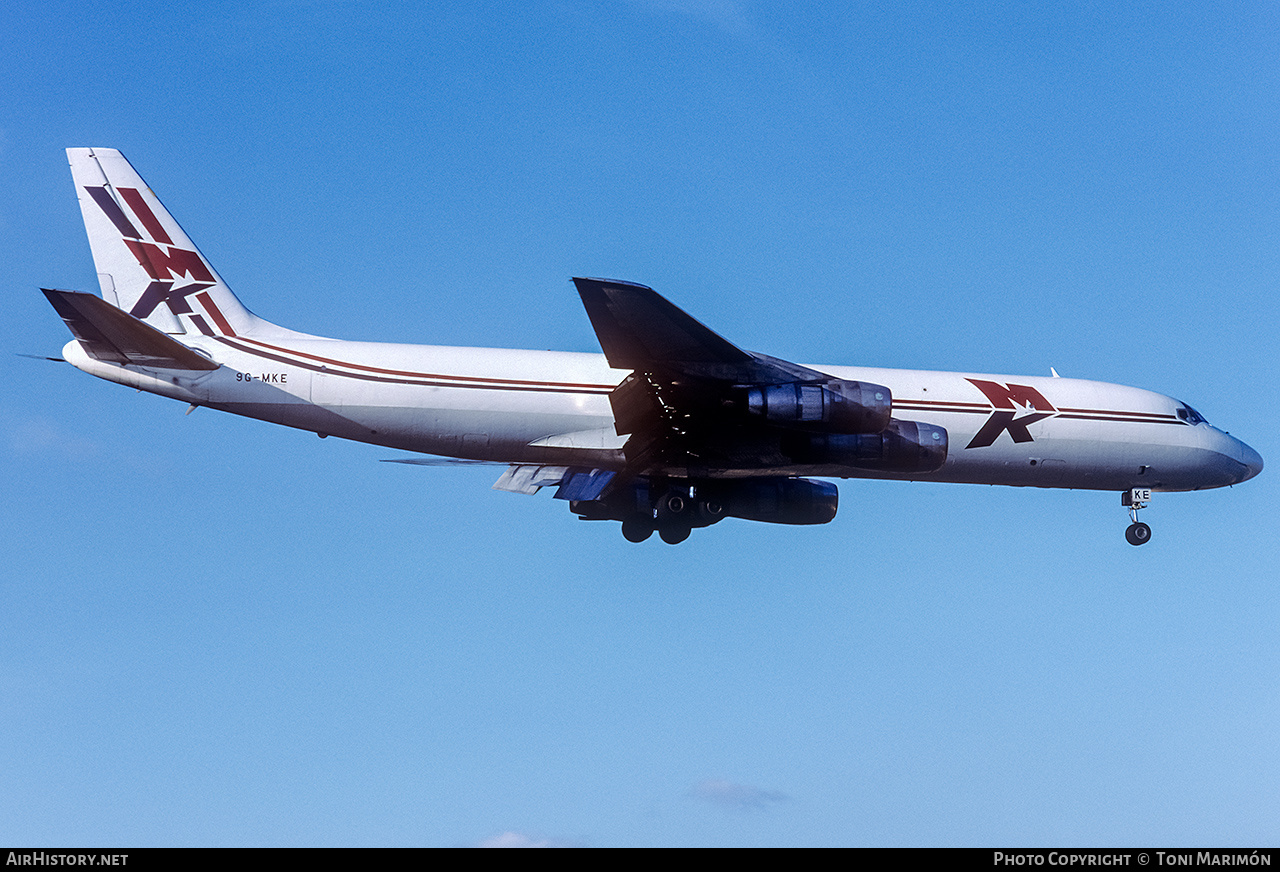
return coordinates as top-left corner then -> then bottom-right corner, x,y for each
63,330 -> 1262,494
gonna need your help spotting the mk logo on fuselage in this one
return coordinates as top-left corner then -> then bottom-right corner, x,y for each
964,379 -> 1056,449
85,186 -> 214,320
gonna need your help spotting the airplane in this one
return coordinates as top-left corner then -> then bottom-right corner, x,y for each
41,148 -> 1262,545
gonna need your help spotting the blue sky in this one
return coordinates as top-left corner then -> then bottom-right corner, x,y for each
2,0 -> 1278,847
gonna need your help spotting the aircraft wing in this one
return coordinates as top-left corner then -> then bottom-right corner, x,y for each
572,278 -> 886,476
574,277 -> 819,382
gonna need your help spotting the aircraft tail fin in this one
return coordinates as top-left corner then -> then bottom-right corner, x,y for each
67,148 -> 261,338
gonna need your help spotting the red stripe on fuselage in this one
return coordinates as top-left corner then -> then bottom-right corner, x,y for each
1057,406 -> 1179,421
231,335 -> 613,392
214,337 -> 614,395
893,399 -> 1184,426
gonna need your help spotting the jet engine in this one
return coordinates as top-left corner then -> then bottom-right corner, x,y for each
710,476 -> 839,526
570,475 -> 839,532
742,379 -> 892,435
783,419 -> 948,473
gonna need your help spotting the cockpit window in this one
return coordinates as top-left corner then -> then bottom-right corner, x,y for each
1176,403 -> 1207,425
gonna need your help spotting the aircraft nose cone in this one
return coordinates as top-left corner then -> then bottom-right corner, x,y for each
1236,440 -> 1264,483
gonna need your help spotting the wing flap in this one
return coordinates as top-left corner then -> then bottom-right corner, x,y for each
491,464 -> 616,501
492,464 -> 571,495
552,468 -> 616,501
42,288 -> 219,370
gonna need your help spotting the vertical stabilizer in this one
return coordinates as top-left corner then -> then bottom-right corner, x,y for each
67,148 -> 261,338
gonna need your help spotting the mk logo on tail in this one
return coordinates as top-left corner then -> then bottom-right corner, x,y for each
85,185 -> 227,332
965,379 -> 1056,449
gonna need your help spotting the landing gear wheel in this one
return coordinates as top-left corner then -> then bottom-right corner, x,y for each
621,519 -> 653,543
1125,522 -> 1151,546
657,492 -> 688,521
697,499 -> 725,525
655,487 -> 692,543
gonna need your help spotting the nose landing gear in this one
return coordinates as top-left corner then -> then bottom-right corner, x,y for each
1122,488 -> 1152,546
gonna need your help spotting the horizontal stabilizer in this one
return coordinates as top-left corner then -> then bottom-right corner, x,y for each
41,288 -> 219,370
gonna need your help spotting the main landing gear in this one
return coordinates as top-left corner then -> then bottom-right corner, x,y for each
1122,488 -> 1152,546
615,485 -> 726,544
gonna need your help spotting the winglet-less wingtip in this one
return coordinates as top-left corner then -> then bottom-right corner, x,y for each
572,277 -> 751,369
